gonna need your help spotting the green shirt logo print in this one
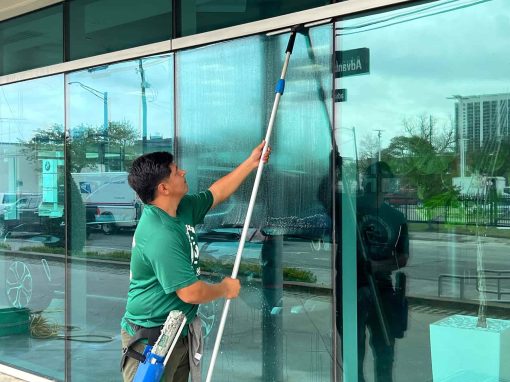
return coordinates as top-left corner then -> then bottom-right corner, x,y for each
185,224 -> 200,276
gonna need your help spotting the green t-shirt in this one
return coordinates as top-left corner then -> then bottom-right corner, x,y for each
121,190 -> 213,337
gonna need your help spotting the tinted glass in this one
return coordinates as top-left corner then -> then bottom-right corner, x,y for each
67,55 -> 174,380
0,5 -> 63,76
178,0 -> 330,36
68,0 -> 172,60
336,0 -> 510,381
177,26 -> 334,380
0,75 -> 65,380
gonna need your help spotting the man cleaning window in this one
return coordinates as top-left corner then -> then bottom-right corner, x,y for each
120,141 -> 270,382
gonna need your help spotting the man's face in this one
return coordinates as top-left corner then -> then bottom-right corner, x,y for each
163,163 -> 188,198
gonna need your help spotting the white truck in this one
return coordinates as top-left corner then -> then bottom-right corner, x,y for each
71,172 -> 141,234
452,176 -> 506,197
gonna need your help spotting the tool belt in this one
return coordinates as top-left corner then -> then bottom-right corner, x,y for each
120,321 -> 164,372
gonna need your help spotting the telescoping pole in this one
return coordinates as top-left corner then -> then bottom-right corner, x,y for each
205,27 -> 300,382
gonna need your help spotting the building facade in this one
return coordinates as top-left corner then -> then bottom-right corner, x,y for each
1,0 -> 510,381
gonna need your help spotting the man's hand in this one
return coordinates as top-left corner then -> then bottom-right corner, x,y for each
246,140 -> 272,170
221,277 -> 241,299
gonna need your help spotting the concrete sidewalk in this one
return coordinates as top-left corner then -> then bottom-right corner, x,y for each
0,374 -> 24,382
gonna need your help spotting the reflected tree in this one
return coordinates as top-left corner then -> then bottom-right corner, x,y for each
18,120 -> 137,252
21,121 -> 137,172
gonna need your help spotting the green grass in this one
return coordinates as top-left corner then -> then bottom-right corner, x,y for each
200,259 -> 317,283
13,246 -> 317,283
0,242 -> 11,250
19,245 -> 65,254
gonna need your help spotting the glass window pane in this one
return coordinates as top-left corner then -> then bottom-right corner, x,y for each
67,54 -> 174,380
336,0 -> 510,381
177,25 -> 333,380
178,0 -> 330,36
68,0 -> 172,60
0,75 -> 65,380
0,5 -> 63,76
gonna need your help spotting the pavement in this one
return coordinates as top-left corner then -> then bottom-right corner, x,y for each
0,374 -> 24,382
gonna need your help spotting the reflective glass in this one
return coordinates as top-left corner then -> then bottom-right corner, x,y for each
68,0 -> 172,60
0,5 -> 63,76
177,26 -> 333,380
67,55 -> 174,380
336,0 -> 510,381
178,0 -> 330,36
0,75 -> 65,380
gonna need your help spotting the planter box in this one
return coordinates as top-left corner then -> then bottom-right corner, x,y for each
430,315 -> 510,382
0,307 -> 30,336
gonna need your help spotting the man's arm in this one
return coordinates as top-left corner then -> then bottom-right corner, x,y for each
176,277 -> 240,304
208,141 -> 270,209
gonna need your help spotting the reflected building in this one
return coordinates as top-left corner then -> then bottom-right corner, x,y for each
454,93 -> 510,152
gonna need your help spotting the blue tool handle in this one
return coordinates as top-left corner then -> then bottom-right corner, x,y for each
133,346 -> 166,382
275,79 -> 285,94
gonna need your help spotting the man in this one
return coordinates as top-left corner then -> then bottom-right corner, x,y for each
120,141 -> 271,382
319,156 -> 409,382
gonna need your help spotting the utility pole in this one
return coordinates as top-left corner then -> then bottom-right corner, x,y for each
375,129 -> 383,161
139,59 -> 148,153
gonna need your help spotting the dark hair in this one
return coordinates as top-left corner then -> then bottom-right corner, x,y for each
128,151 -> 174,204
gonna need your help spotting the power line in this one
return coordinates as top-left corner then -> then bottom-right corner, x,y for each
336,0 -> 493,36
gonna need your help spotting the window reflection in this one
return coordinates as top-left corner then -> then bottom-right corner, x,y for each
178,26 -> 333,381
336,0 -> 510,381
67,55 -> 174,380
0,75 -> 65,380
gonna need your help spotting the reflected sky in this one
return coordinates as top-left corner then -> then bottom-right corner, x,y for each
0,76 -> 64,143
0,55 -> 174,144
335,0 -> 509,158
68,54 -> 173,140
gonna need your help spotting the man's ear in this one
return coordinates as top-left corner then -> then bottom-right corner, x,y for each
156,182 -> 168,196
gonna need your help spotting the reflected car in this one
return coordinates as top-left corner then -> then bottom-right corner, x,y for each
0,194 -> 44,237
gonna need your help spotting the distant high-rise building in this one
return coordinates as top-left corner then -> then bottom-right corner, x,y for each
453,93 -> 510,152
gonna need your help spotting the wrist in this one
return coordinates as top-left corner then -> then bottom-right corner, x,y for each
219,280 -> 228,298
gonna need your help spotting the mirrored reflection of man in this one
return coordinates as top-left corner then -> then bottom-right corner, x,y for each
320,157 -> 409,382
356,161 -> 409,382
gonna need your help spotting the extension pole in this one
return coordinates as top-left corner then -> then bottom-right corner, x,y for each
205,27 -> 300,382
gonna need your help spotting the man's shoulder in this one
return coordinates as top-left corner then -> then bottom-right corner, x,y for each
178,190 -> 213,213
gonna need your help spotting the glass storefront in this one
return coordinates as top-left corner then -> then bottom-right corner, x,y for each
66,55 -> 174,381
0,75 -> 65,380
177,0 -> 330,36
68,0 -> 173,60
336,0 -> 510,381
0,0 -> 510,381
177,26 -> 333,381
0,5 -> 63,76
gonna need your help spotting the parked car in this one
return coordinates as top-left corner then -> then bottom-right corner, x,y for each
0,194 -> 44,237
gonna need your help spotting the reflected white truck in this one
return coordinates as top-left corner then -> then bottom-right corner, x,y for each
453,176 -> 506,197
72,172 -> 141,234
